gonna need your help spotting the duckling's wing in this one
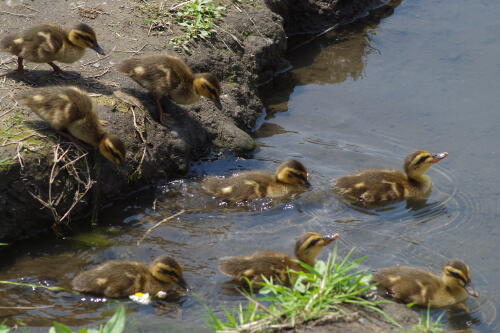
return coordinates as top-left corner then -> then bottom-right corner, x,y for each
72,261 -> 146,298
202,172 -> 273,202
219,251 -> 289,279
374,266 -> 440,303
3,25 -> 65,62
17,87 -> 86,131
333,169 -> 406,203
117,56 -> 181,96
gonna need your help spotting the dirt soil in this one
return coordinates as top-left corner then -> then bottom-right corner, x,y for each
0,0 -> 389,243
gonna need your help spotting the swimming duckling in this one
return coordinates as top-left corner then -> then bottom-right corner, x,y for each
17,86 -> 126,165
219,232 -> 339,287
202,160 -> 311,202
1,23 -> 105,79
373,259 -> 479,311
72,255 -> 188,298
332,150 -> 448,204
116,55 -> 222,125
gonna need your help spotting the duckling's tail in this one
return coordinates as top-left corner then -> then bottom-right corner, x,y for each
0,34 -> 16,52
116,58 -> 141,74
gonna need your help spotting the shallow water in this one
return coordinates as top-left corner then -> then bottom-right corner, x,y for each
1,0 -> 500,331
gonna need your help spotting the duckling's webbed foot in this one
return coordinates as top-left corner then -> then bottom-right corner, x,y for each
12,57 -> 35,83
154,96 -> 173,127
48,62 -> 78,79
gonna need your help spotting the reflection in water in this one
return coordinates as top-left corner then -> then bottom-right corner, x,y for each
261,1 -> 401,116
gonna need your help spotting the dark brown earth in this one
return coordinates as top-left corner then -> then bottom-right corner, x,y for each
0,0 -> 420,330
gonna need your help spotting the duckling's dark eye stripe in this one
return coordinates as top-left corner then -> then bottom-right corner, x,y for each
160,268 -> 178,277
288,172 -> 304,179
449,271 -> 467,285
77,34 -> 95,44
202,84 -> 218,96
306,238 -> 320,249
415,155 -> 430,165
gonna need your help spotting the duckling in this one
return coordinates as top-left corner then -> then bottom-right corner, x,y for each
116,55 -> 222,125
1,23 -> 105,79
332,150 -> 448,204
72,255 -> 188,298
219,232 -> 339,287
202,160 -> 311,202
17,86 -> 126,165
373,259 -> 479,311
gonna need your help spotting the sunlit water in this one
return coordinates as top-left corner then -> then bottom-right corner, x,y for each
1,0 -> 499,331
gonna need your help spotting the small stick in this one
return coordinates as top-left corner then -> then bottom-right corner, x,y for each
0,10 -> 34,18
170,1 -> 190,11
83,52 -> 113,66
20,4 -> 41,13
87,66 -> 112,78
290,24 -> 340,51
148,22 -> 154,36
113,44 -> 148,54
137,210 -> 186,246
0,305 -> 54,310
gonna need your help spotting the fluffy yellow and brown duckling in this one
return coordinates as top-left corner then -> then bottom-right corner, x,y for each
17,86 -> 126,165
71,255 -> 188,298
219,232 -> 339,287
373,259 -> 479,311
116,55 -> 222,125
1,23 -> 105,78
332,150 -> 448,204
201,160 -> 311,202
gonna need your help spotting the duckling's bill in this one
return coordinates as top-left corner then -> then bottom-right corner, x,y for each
213,96 -> 223,110
431,152 -> 448,163
466,284 -> 480,297
323,233 -> 340,245
91,43 -> 105,55
177,276 -> 190,291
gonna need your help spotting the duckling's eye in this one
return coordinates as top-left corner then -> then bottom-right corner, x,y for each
289,172 -> 306,181
76,34 -> 95,44
448,271 -> 467,286
306,239 -> 320,249
202,84 -> 218,97
415,155 -> 430,165
159,268 -> 178,277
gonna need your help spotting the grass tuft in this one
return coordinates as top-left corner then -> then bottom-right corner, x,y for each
409,307 -> 445,333
205,247 -> 400,332
171,0 -> 225,53
136,0 -> 224,54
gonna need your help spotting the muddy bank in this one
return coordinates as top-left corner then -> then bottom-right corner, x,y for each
0,0 -> 387,241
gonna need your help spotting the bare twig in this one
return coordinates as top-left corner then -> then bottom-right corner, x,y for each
27,142 -> 95,225
137,210 -> 186,246
0,133 -> 47,147
0,108 -> 13,119
148,22 -> 154,36
291,24 -> 340,51
0,305 -> 55,310
20,4 -> 41,13
113,44 -> 149,54
214,24 -> 243,49
170,1 -> 190,11
83,52 -> 113,66
0,10 -> 34,18
87,66 -> 112,78
15,142 -> 24,169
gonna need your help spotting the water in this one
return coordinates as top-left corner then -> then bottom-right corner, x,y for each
1,0 -> 499,331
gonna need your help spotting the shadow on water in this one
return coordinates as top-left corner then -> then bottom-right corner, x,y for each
260,0 -> 402,117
